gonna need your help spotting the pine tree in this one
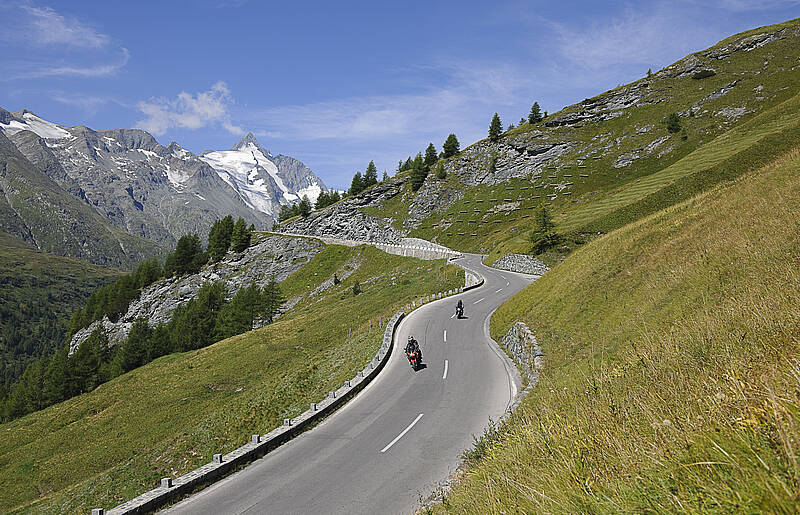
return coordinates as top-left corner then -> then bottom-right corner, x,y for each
410,163 -> 428,191
519,117 -> 526,126
666,112 -> 682,134
364,161 -> 378,187
298,195 -> 312,218
382,171 -> 389,182
424,143 -> 438,169
315,191 -> 329,210
528,102 -> 542,124
529,202 -> 559,254
207,215 -> 234,261
148,323 -> 173,361
260,278 -> 285,324
231,217 -> 251,252
168,233 -> 206,276
330,190 -> 341,203
435,162 -> 446,180
350,172 -> 364,195
442,133 -> 460,158
489,113 -> 503,141
352,280 -> 361,296
118,318 -> 150,373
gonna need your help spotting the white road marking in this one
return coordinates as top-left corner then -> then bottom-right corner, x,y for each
380,413 -> 424,453
506,280 -> 510,287
473,298 -> 485,304
443,360 -> 449,379
495,288 -> 503,293
443,330 -> 447,343
450,312 -> 455,319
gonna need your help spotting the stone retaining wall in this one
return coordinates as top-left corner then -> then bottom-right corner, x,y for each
492,254 -> 549,275
499,322 -> 544,414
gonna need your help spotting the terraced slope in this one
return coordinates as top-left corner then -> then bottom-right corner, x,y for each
431,134 -> 800,512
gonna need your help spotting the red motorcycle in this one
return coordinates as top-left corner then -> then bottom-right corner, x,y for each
406,346 -> 422,370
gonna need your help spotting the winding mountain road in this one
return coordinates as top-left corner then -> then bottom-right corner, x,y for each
165,254 -> 535,514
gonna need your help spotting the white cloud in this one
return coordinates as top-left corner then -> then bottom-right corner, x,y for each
136,81 -> 243,136
19,5 -> 110,48
552,8 -> 719,70
8,47 -> 130,80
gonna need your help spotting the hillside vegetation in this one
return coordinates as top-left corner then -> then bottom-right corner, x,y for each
0,244 -> 463,514
0,231 -> 120,389
356,18 -> 800,265
432,141 -> 800,511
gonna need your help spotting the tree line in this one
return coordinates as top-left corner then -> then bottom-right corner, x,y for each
0,279 -> 284,422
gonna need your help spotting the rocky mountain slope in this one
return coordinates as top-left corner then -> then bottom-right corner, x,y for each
281,18 -> 800,255
0,130 -> 161,267
0,110 -> 326,250
68,234 -> 324,351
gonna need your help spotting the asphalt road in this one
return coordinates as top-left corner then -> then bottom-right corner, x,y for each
165,254 -> 535,515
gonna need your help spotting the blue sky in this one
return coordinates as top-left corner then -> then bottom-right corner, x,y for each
1,1 -> 798,188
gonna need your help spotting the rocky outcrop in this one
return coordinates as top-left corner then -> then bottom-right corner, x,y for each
68,234 -> 323,352
281,178 -> 406,242
492,254 -> 549,275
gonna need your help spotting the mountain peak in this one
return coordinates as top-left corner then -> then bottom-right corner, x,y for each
232,132 -> 269,154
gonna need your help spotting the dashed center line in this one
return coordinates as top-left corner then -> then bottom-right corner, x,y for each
443,359 -> 449,379
380,413 -> 424,453
495,288 -> 503,293
473,297 -> 485,304
443,330 -> 447,343
505,280 -> 510,287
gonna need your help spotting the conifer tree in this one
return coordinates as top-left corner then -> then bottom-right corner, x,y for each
435,162 -> 446,180
231,217 -> 251,252
666,112 -> 682,134
410,162 -> 428,191
350,172 -> 364,195
529,201 -> 559,254
382,171 -> 389,182
364,161 -> 378,187
118,318 -> 150,373
489,113 -> 503,141
208,215 -> 234,261
260,278 -> 285,324
424,143 -> 438,169
442,133 -> 460,158
528,102 -> 542,124
298,195 -> 312,218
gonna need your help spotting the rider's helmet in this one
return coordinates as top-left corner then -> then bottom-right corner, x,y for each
408,335 -> 414,343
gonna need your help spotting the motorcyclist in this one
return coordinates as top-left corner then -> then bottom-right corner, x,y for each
406,335 -> 422,362
456,299 -> 464,317
405,335 -> 420,356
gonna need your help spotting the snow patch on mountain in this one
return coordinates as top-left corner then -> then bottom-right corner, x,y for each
0,112 -> 70,139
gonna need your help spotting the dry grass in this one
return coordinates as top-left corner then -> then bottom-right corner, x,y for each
431,148 -> 800,513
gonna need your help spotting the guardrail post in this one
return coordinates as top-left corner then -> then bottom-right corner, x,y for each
161,478 -> 173,488
251,434 -> 261,443
329,391 -> 336,399
283,418 -> 292,426
92,509 -> 104,515
213,453 -> 223,464
310,402 -> 317,411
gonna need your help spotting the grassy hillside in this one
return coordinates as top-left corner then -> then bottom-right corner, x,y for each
0,244 -> 463,514
364,18 -> 800,265
430,142 -> 800,511
0,231 -> 121,387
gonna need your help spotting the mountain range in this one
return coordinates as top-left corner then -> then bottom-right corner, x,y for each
0,108 -> 326,266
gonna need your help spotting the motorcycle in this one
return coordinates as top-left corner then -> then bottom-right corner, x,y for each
406,347 -> 422,370
455,304 -> 464,319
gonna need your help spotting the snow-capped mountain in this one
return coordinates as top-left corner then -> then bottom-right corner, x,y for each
0,108 -> 327,248
200,133 -> 325,216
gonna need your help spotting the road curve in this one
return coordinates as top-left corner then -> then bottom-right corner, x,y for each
164,254 -> 535,514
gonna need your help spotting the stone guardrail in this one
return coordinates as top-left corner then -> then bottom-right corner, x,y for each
98,267 -> 484,514
269,232 -> 461,261
498,321 -> 543,418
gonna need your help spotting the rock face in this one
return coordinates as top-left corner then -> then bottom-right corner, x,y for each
68,234 -> 323,352
282,178 -> 406,242
492,254 -> 549,275
0,130 -> 161,267
0,110 -> 326,248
